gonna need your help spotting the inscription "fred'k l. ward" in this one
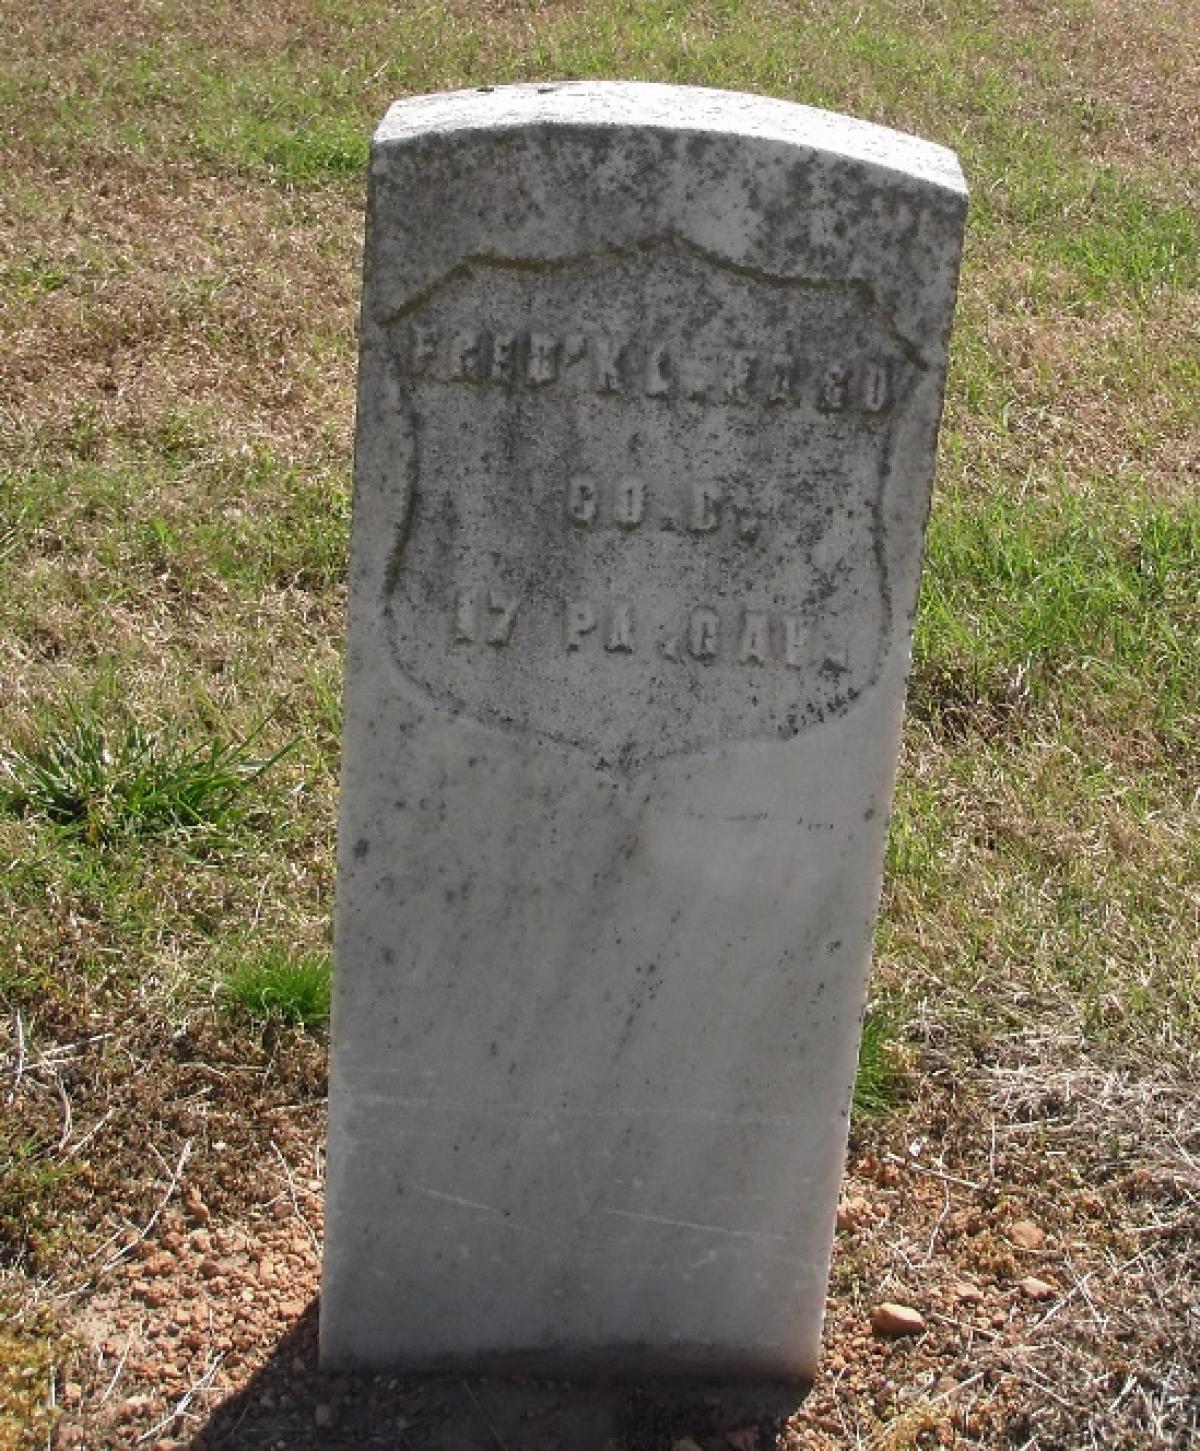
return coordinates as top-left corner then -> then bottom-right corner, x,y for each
454,591 -> 809,669
405,324 -> 892,413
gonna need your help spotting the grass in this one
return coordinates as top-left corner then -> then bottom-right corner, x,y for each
0,1137 -> 79,1266
852,1009 -> 911,1116
0,1314 -> 58,1451
219,946 -> 331,1030
0,709 -> 291,846
0,0 -> 1196,1444
913,487 -> 1200,751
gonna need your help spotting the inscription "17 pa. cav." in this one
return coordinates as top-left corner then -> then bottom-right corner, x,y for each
454,589 -> 809,669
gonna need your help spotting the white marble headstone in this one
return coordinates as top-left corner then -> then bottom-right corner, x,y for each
322,82 -> 966,1380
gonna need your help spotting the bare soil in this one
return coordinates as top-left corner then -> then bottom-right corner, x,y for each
12,999 -> 1195,1450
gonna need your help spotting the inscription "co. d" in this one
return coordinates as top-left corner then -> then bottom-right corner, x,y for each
565,475 -> 762,540
566,474 -> 645,528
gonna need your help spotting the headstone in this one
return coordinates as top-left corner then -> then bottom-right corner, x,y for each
322,81 -> 966,1380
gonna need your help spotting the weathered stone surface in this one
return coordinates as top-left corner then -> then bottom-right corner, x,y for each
322,81 -> 966,1380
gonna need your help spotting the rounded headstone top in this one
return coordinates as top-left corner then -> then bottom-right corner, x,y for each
374,81 -> 967,200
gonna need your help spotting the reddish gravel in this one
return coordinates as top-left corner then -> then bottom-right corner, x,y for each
10,1012 -> 1196,1448
43,1127 -> 1199,1449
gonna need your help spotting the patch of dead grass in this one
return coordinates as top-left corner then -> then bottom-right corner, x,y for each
1082,0 -> 1200,171
1,159 -> 359,471
946,242 -> 1199,503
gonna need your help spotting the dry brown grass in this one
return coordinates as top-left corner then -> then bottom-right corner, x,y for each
950,269 -> 1199,503
1,163 -> 357,465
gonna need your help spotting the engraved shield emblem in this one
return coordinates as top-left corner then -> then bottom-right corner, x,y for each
381,241 -> 911,771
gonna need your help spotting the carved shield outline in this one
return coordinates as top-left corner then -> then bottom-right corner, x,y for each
377,237 -> 917,773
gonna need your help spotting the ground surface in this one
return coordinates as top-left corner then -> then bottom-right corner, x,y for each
1,0 -> 1197,1446
25,1053 -> 1200,1448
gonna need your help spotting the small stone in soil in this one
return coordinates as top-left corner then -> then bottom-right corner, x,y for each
1020,1275 -> 1056,1300
871,1302 -> 927,1337
1009,1218 -> 1046,1250
836,1195 -> 871,1232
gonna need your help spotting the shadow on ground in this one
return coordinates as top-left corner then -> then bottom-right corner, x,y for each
188,1301 -> 809,1450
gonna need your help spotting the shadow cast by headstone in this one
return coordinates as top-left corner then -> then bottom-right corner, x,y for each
188,1299 -> 810,1450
